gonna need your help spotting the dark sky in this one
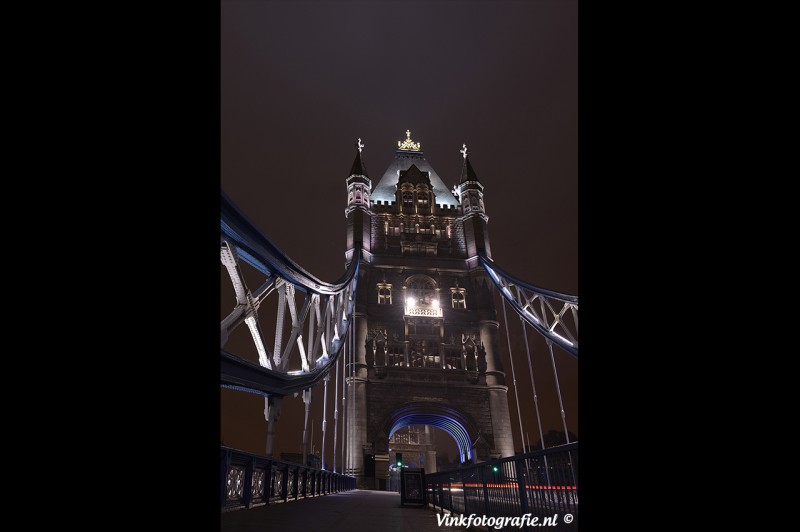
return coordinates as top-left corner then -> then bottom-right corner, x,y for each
220,0 -> 577,466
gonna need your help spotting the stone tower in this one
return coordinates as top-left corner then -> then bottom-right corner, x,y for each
345,132 -> 514,490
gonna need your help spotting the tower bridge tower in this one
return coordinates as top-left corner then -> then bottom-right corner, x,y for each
345,131 -> 514,490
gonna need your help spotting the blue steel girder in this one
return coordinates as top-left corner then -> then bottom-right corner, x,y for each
221,190 -> 360,397
221,190 -> 356,295
479,253 -> 578,358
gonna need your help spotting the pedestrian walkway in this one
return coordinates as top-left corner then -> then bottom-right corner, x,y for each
221,489 -> 462,531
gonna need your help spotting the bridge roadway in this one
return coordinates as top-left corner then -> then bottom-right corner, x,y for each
220,489 -> 462,531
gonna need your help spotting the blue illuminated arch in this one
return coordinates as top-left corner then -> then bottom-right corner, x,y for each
386,404 -> 479,463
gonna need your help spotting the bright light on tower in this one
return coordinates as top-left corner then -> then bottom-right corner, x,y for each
432,300 -> 439,308
406,297 -> 416,306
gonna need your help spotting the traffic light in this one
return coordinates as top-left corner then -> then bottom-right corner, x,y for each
396,452 -> 403,467
492,465 -> 499,473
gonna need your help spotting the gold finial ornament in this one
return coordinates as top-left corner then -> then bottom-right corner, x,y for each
397,129 -> 421,151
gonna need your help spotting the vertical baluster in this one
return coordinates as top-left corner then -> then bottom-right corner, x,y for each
243,457 -> 254,508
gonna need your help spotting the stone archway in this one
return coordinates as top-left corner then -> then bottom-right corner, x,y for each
382,402 -> 486,464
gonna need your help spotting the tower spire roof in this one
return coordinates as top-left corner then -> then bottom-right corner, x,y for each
349,137 -> 369,177
370,133 -> 460,207
459,143 -> 479,183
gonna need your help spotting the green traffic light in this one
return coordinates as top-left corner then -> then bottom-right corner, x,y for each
397,461 -> 402,466
492,465 -> 499,472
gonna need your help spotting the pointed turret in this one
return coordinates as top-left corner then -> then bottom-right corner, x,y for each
350,138 -> 369,178
459,150 -> 479,184
345,138 -> 373,260
457,144 -> 491,261
457,144 -> 486,215
346,138 -> 372,207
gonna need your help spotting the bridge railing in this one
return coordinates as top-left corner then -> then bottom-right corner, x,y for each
425,443 -> 578,529
221,446 -> 356,511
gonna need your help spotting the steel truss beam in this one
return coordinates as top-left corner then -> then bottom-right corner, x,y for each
220,190 -> 360,396
479,253 -> 578,358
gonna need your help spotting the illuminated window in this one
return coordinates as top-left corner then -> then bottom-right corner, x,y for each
451,289 -> 466,310
377,283 -> 392,305
402,192 -> 414,209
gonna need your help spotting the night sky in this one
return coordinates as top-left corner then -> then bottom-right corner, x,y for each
220,0 -> 577,467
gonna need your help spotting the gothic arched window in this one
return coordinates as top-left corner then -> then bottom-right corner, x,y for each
377,283 -> 392,305
451,288 -> 466,310
405,275 -> 438,307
